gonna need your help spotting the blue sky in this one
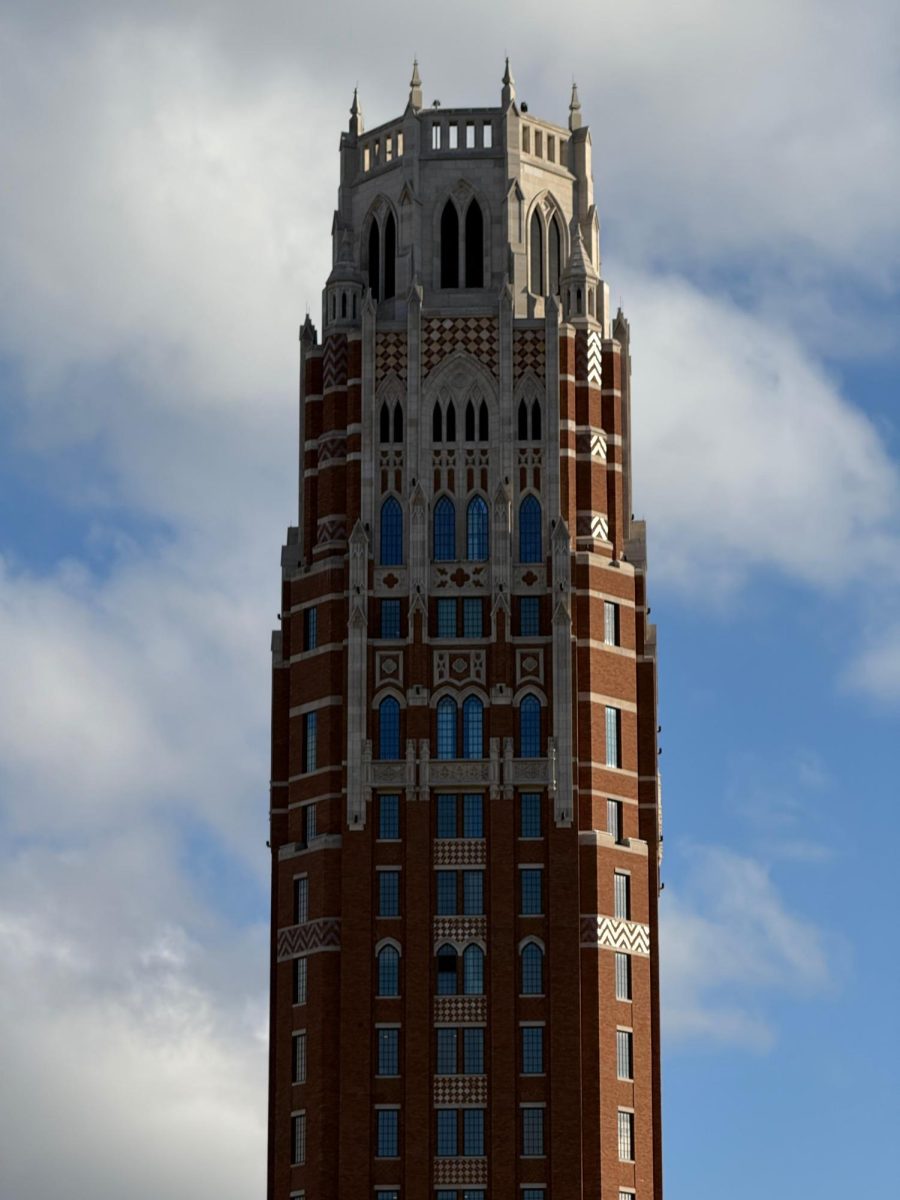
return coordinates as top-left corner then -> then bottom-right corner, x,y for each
0,2 -> 898,1196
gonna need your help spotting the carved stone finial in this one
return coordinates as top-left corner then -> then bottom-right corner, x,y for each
409,58 -> 423,111
569,81 -> 582,131
501,57 -> 516,108
349,86 -> 363,136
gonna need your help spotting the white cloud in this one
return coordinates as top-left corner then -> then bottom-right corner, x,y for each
660,844 -> 831,1049
843,622 -> 900,702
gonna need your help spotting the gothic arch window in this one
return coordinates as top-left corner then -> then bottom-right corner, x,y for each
462,696 -> 484,760
441,200 -> 460,288
518,399 -> 528,441
549,216 -> 562,296
341,292 -> 347,318
433,496 -> 456,561
368,219 -> 380,298
378,697 -> 400,760
465,199 -> 484,287
380,497 -> 403,565
521,941 -> 544,994
463,944 -> 484,994
377,944 -> 400,996
531,399 -> 541,440
466,495 -> 489,561
383,212 -> 396,300
519,494 -> 542,562
436,696 -> 458,759
519,694 -> 542,758
465,399 -> 475,441
380,401 -> 391,444
433,401 -> 442,442
393,403 -> 403,443
530,210 -> 543,295
436,944 -> 458,994
478,399 -> 488,441
446,400 -> 457,440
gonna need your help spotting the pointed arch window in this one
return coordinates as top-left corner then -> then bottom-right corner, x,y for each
436,944 -> 458,994
466,495 -> 489,561
392,403 -> 403,443
530,210 -> 543,295
465,200 -> 484,287
433,496 -> 456,561
368,220 -> 381,298
531,400 -> 541,440
519,694 -> 542,758
380,497 -> 403,565
549,216 -> 562,296
463,944 -> 484,995
441,200 -> 459,288
378,697 -> 400,760
462,696 -> 484,760
436,696 -> 458,759
446,401 -> 456,441
383,212 -> 396,299
519,494 -> 542,563
518,399 -> 528,441
521,942 -> 544,994
465,400 -> 475,442
478,400 -> 488,441
380,401 -> 391,444
377,944 -> 399,996
433,401 -> 442,442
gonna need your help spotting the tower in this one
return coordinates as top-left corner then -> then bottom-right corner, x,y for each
268,62 -> 664,1200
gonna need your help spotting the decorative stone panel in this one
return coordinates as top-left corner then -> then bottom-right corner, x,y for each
374,566 -> 406,595
509,759 -> 550,786
434,650 -> 486,687
516,648 -> 544,687
433,995 -> 487,1024
429,761 -> 492,785
434,1075 -> 488,1105
432,563 -> 490,592
371,761 -> 410,786
433,916 -> 487,944
315,515 -> 347,547
317,431 -> 347,467
322,334 -> 348,389
579,915 -> 651,956
422,317 -> 497,375
513,329 -> 546,377
375,650 -> 403,689
276,917 -> 341,961
513,565 -> 546,589
376,331 -> 407,380
433,839 -> 487,866
433,1157 -> 488,1186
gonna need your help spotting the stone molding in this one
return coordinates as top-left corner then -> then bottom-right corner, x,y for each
276,917 -> 342,961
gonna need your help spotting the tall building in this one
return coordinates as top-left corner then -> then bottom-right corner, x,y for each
268,61 -> 663,1200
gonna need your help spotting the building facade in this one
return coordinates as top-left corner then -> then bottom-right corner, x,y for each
268,62 -> 663,1200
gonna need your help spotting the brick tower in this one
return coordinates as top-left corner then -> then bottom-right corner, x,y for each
268,61 -> 664,1200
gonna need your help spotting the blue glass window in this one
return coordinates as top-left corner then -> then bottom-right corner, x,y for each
462,696 -> 483,760
521,942 -> 544,994
605,705 -> 621,768
380,598 -> 401,639
518,494 -> 542,563
377,1109 -> 399,1157
520,792 -> 541,838
462,597 -> 483,637
463,1109 -> 484,1156
463,944 -> 484,995
379,870 -> 400,917
437,944 -> 458,994
466,495 -> 489,560
522,1107 -> 543,1156
519,596 -> 540,636
436,794 -> 457,838
434,496 -> 456,561
303,606 -> 317,650
380,497 -> 403,565
437,597 -> 457,637
463,1027 -> 484,1074
437,696 -> 458,759
304,711 -> 317,772
519,695 -> 541,758
462,871 -> 483,915
377,944 -> 399,996
379,697 -> 400,760
436,1028 -> 457,1074
378,794 -> 400,840
377,1028 -> 399,1075
520,869 -> 543,916
436,871 -> 457,915
462,793 -> 483,838
436,1109 -> 457,1157
522,1025 -> 543,1073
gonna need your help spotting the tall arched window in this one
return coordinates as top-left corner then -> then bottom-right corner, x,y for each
379,697 -> 400,760
519,494 -> 542,562
462,696 -> 484,760
436,944 -> 458,995
377,944 -> 399,996
478,400 -> 488,441
380,401 -> 390,443
463,944 -> 484,995
519,694 -> 542,758
436,696 -> 458,759
446,401 -> 456,441
549,216 -> 561,296
441,201 -> 459,288
518,399 -> 528,440
466,496 -> 489,561
521,942 -> 544,994
465,400 -> 475,442
531,400 -> 541,440
530,210 -> 543,295
368,220 -> 380,298
465,200 -> 484,287
383,212 -> 396,300
380,497 -> 403,565
433,496 -> 456,561
392,403 -> 403,443
433,402 -> 442,442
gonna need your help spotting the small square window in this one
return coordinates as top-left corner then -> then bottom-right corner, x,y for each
437,598 -> 457,638
381,599 -> 401,639
463,597 -> 483,637
519,596 -> 540,636
379,794 -> 400,840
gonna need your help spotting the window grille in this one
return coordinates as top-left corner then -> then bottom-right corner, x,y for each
379,794 -> 400,840
520,869 -> 543,915
304,804 -> 316,844
380,598 -> 401,638
519,494 -> 542,562
462,793 -> 483,838
437,598 -> 457,638
463,1109 -> 484,1156
607,799 -> 622,844
463,597 -> 482,637
462,944 -> 484,995
436,945 -> 458,995
291,1113 -> 306,1164
617,1110 -> 634,1161
378,1028 -> 399,1075
436,870 -> 457,915
615,951 -> 631,1001
616,1029 -> 633,1080
522,1107 -> 544,1156
605,705 -> 621,768
462,870 -> 483,916
380,498 -> 403,565
293,1031 -> 307,1083
294,877 -> 308,924
463,1027 -> 484,1074
466,495 -> 489,560
436,1109 -> 457,1156
519,792 -> 541,838
462,696 -> 483,759
294,957 -> 307,1005
436,794 -> 457,838
519,695 -> 541,757
520,596 -> 540,636
303,606 -> 317,650
436,696 -> 458,758
436,1028 -> 457,1074
379,697 -> 400,760
377,1109 -> 399,1157
379,871 -> 400,917
614,872 -> 630,920
377,945 -> 399,996
604,600 -> 620,645
304,711 -> 317,772
434,496 -> 456,561
522,1026 -> 544,1073
521,943 -> 543,994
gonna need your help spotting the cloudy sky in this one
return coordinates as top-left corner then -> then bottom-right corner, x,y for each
1,1 -> 898,1196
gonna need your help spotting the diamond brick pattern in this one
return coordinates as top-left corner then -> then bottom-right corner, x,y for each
276,917 -> 342,961
433,1157 -> 488,1186
433,916 -> 487,944
513,329 -> 546,378
322,333 -> 348,389
423,318 -> 498,376
433,839 -> 487,866
433,1075 -> 488,1105
376,332 -> 407,381
579,915 -> 651,956
433,995 -> 487,1024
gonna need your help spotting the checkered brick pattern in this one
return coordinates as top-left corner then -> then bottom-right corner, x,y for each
433,916 -> 487,944
433,995 -> 487,1024
423,317 -> 497,376
433,1157 -> 488,1186
375,331 -> 407,382
433,1075 -> 488,1106
433,839 -> 487,866
513,329 -> 546,378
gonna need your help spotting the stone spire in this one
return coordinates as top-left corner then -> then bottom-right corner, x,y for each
409,58 -> 423,111
501,57 -> 516,108
349,86 -> 363,136
569,81 -> 582,131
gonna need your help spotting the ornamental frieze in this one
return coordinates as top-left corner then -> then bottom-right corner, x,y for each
579,915 -> 651,956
